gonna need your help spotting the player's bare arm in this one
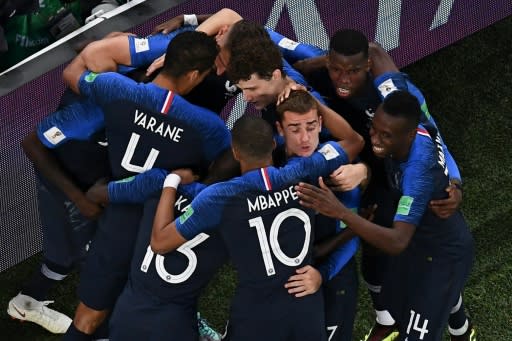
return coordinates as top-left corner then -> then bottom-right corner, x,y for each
369,41 -> 399,77
195,8 -> 242,36
429,181 -> 462,218
292,55 -> 327,76
296,177 -> 415,255
152,13 -> 213,34
63,35 -> 131,93
151,171 -> 197,254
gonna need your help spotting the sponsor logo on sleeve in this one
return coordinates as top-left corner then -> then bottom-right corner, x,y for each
377,78 -> 398,98
115,176 -> 135,184
179,206 -> 194,224
396,195 -> 414,215
43,126 -> 66,145
278,37 -> 299,51
84,72 -> 98,83
318,143 -> 340,160
134,38 -> 150,53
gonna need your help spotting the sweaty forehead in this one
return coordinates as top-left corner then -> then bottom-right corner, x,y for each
328,51 -> 367,67
237,73 -> 268,89
283,109 -> 319,124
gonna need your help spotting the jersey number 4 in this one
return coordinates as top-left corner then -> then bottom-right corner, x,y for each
140,233 -> 209,283
249,208 -> 311,276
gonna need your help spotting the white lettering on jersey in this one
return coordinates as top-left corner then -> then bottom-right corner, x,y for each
247,185 -> 298,213
43,126 -> 66,145
134,109 -> 183,142
121,133 -> 159,173
249,208 -> 311,276
134,38 -> 149,53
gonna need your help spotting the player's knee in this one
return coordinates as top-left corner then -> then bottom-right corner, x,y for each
73,302 -> 108,334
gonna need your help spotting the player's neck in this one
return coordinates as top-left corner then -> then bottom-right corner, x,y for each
240,158 -> 273,174
153,75 -> 187,95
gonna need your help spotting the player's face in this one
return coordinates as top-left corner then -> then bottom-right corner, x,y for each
370,106 -> 413,160
276,108 -> 322,157
326,51 -> 369,99
237,72 -> 282,110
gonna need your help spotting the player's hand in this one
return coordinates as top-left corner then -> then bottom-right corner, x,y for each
76,188 -> 104,219
429,183 -> 462,218
284,265 -> 322,297
295,177 -> 347,219
277,81 -> 307,105
85,178 -> 109,208
327,163 -> 368,191
152,15 -> 184,34
360,204 -> 377,221
171,168 -> 199,185
146,54 -> 165,76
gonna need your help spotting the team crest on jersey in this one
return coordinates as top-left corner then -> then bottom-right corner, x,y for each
43,126 -> 66,145
179,206 -> 194,224
84,72 -> 98,83
396,195 -> 414,215
377,78 -> 398,98
318,143 -> 340,160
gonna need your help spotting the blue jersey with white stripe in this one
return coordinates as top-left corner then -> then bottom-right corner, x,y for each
388,123 -> 469,259
273,144 -> 359,281
129,188 -> 227,305
374,72 -> 461,181
266,28 -> 327,64
175,142 -> 347,297
127,27 -> 196,68
78,71 -> 231,179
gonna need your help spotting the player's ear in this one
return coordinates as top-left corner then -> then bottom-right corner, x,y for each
406,127 -> 416,143
366,58 -> 372,72
271,69 -> 281,80
276,121 -> 284,136
189,69 -> 200,82
231,145 -> 240,162
271,138 -> 277,150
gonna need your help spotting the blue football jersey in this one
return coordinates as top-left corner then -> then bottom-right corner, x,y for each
175,143 -> 347,296
388,123 -> 469,259
127,27 -> 196,68
374,71 -> 461,181
129,189 -> 227,305
78,71 -> 231,179
266,28 -> 327,64
314,187 -> 361,282
36,99 -> 109,189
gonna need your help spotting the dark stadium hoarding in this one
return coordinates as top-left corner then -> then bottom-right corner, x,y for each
0,0 -> 510,271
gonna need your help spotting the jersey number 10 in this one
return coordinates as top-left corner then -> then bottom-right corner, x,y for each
249,208 -> 311,276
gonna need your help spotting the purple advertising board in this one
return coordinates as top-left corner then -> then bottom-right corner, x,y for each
0,0 -> 510,271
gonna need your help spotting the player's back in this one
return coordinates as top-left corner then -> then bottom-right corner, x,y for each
129,193 -> 228,306
207,168 -> 318,314
78,71 -> 231,179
